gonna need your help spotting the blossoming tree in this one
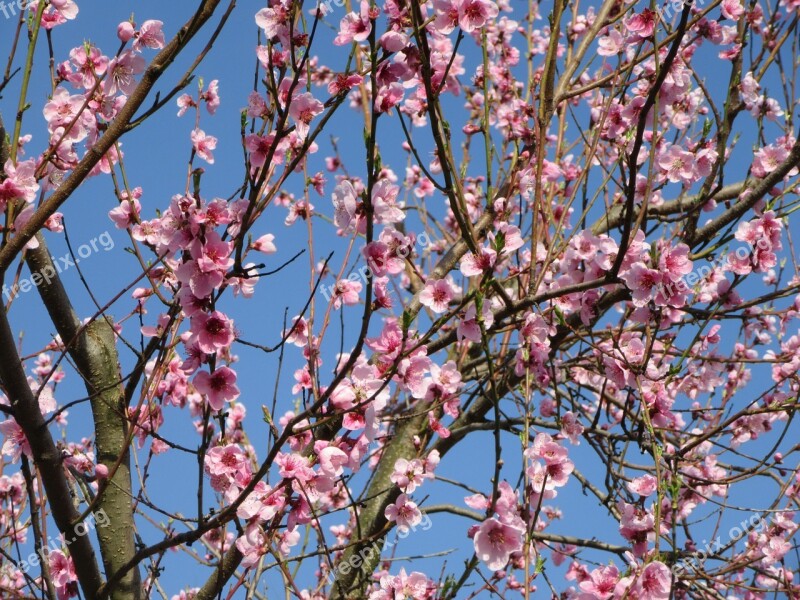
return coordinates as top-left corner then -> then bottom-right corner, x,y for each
0,0 -> 799,598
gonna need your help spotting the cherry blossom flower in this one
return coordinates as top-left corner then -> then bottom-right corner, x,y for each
189,311 -> 235,354
237,481 -> 285,522
627,475 -> 658,497
193,367 -> 240,411
721,0 -> 744,20
419,279 -> 456,313
579,564 -> 620,599
104,51 -> 145,95
473,517 -> 524,571
632,561 -> 671,600
391,458 -> 426,493
201,79 -> 221,115
49,550 -> 78,598
384,493 -> 423,532
597,29 -> 624,56
191,129 -> 218,164
332,180 -> 359,233
458,0 -> 499,33
658,144 -> 696,185
133,19 -> 165,51
460,246 -> 497,277
0,419 -> 31,462
0,159 -> 39,206
251,233 -> 277,254
372,180 -> 404,223
289,93 -> 323,140
625,9 -> 656,39
331,279 -> 362,309
334,1 -> 372,45
50,0 -> 79,20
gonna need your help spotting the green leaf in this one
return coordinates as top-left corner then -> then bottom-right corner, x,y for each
534,556 -> 546,575
402,309 -> 413,333
702,118 -> 712,138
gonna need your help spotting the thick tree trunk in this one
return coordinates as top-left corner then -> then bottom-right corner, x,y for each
27,246 -> 142,600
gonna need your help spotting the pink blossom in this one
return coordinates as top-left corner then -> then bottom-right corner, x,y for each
245,132 -> 275,169
201,79 -> 221,115
633,561 -> 671,600
237,481 -> 285,522
419,279 -> 456,314
189,311 -> 235,354
627,475 -> 658,497
108,189 -> 142,229
236,524 -> 268,568
316,444 -> 348,478
328,73 -> 363,95
721,0 -> 744,19
458,0 -> 499,33
659,243 -> 693,282
251,233 -> 277,254
204,444 -> 249,478
334,1 -> 372,45
104,51 -> 145,96
50,0 -> 78,19
193,367 -> 240,411
380,31 -> 409,53
597,29 -> 624,56
618,501 -> 655,556
255,6 -> 290,45
457,301 -> 494,343
621,262 -> 664,307
49,549 -> 77,595
289,93 -> 323,140
433,0 -> 460,34
473,517 -> 524,571
658,144 -> 696,185
0,159 -> 39,206
332,180 -> 359,233
0,418 -> 31,462
752,144 -> 788,177
276,451 -> 314,484
372,180 -> 404,223
332,279 -> 362,309
42,87 -> 89,140
177,94 -> 196,117
133,20 -> 165,51
460,247 -> 497,277
625,9 -> 656,39
64,44 -> 108,89
391,458 -> 426,493
384,493 -> 423,532
579,564 -> 620,599
118,21 -> 135,42
191,129 -> 218,164
762,536 -> 791,563
246,91 -> 268,118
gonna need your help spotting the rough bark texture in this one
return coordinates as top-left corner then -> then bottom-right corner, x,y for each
330,409 -> 431,599
0,302 -> 105,598
27,246 -> 141,600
